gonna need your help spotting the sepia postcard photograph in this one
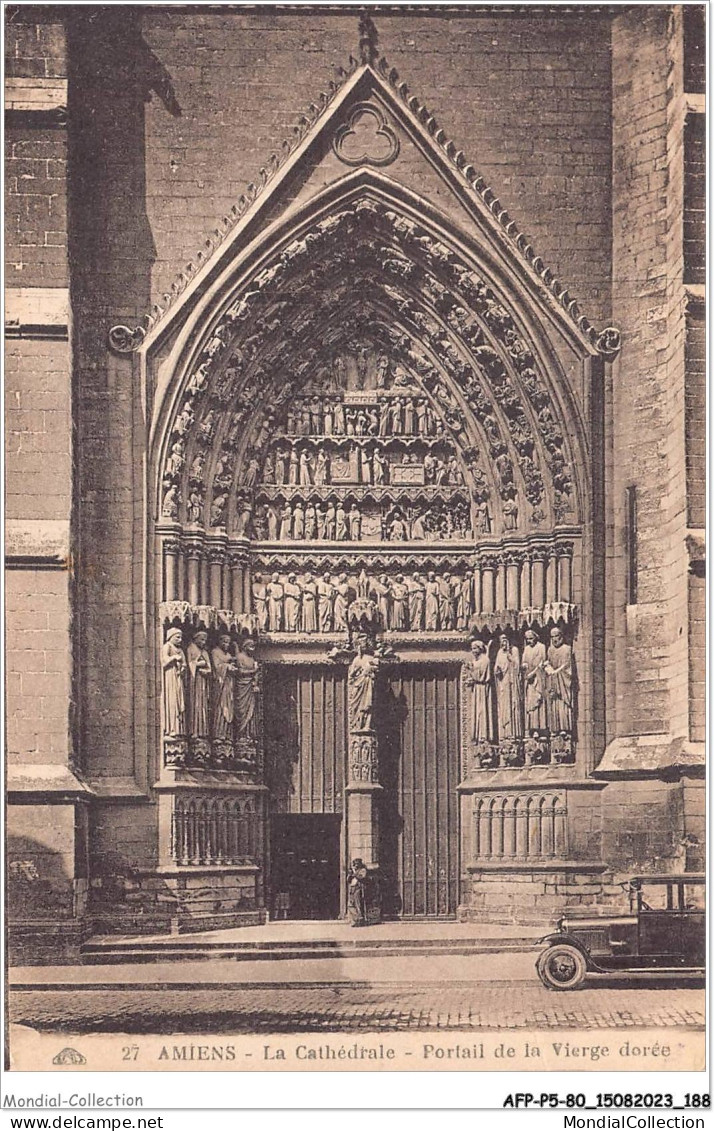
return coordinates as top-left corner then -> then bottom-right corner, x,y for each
3,0 -> 708,1107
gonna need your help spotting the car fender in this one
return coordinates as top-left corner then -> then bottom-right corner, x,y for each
536,932 -> 594,967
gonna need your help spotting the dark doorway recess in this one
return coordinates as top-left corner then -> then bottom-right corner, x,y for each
270,814 -> 342,920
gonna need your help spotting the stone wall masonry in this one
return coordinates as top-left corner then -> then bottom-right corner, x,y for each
683,112 -> 705,285
608,7 -> 690,750
6,570 -> 71,764
685,309 -> 705,530
5,9 -> 66,78
600,780 -> 686,873
5,338 -> 71,519
5,127 -> 68,287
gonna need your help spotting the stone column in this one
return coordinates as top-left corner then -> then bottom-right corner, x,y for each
495,557 -> 506,613
345,732 -> 382,867
207,542 -> 225,609
229,551 -> 246,614
505,553 -> 520,611
185,538 -> 202,606
163,536 -> 180,602
480,556 -> 496,613
557,542 -> 573,602
530,549 -> 547,608
520,554 -> 532,609
546,550 -> 558,603
344,638 -> 383,920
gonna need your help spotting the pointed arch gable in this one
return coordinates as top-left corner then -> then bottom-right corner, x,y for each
129,61 -> 618,370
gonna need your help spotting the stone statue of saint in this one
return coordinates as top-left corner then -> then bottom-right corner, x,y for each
284,573 -> 302,631
252,573 -> 269,633
425,573 -> 440,631
476,500 -> 491,534
545,627 -> 574,732
373,449 -> 387,484
234,636 -> 259,740
348,635 -> 380,732
162,484 -> 179,520
334,574 -> 351,632
502,498 -> 518,531
279,503 -> 292,542
316,572 -> 335,633
267,573 -> 284,632
161,628 -> 186,737
407,573 -> 425,631
462,639 -> 492,742
211,633 -> 237,741
494,634 -> 523,739
314,449 -> 328,485
390,575 -> 409,630
301,573 -> 318,633
187,629 -> 212,738
370,574 -> 390,630
457,571 -> 474,631
522,628 -> 547,730
348,503 -> 362,541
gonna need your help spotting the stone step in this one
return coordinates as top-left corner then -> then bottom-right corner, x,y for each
80,936 -> 538,965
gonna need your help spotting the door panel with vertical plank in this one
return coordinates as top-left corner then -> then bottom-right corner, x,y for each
380,666 -> 460,918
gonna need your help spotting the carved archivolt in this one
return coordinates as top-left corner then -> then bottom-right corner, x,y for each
158,196 -> 584,548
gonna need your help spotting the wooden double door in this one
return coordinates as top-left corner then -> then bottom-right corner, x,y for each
264,664 -> 461,919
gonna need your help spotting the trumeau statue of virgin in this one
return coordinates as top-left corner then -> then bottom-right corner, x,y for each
347,634 -> 380,733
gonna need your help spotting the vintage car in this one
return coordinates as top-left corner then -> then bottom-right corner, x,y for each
535,873 -> 706,990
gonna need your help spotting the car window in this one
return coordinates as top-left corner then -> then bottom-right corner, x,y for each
639,884 -> 670,910
684,885 -> 706,911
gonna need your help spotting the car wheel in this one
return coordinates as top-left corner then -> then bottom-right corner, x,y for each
536,944 -> 587,990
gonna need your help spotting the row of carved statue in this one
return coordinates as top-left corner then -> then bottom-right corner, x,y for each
282,391 -> 448,438
251,566 -> 548,634
242,499 -> 475,543
461,629 -> 575,751
161,630 -> 261,759
257,444 -> 467,488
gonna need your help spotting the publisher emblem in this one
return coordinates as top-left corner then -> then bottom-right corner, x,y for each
52,1047 -> 86,1066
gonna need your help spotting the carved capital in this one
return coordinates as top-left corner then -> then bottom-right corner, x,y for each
184,538 -> 204,561
479,554 -> 499,572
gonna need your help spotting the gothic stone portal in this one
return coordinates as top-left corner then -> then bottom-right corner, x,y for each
151,182 -> 596,929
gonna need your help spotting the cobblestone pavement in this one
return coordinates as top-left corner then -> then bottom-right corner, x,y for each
9,983 -> 704,1035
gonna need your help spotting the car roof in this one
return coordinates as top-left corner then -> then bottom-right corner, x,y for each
630,873 -> 706,884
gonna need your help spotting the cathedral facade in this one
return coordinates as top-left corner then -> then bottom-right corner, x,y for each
5,5 -> 705,960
